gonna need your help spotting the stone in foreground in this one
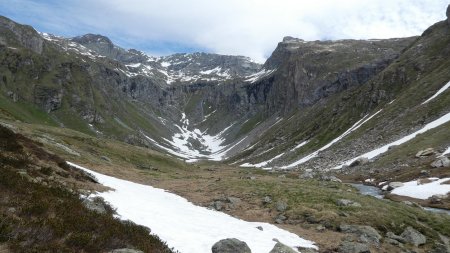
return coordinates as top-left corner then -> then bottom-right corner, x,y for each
212,238 -> 252,253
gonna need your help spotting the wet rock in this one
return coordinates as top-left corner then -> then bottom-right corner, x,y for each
339,225 -> 382,245
349,157 -> 369,167
336,199 -> 361,207
339,241 -> 370,253
211,238 -> 251,253
415,148 -> 435,158
400,226 -> 426,246
269,242 -> 297,253
431,156 -> 450,168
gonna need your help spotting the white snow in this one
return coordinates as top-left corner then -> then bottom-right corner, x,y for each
68,162 -> 317,253
334,111 -> 450,169
441,147 -> 450,157
160,61 -> 172,67
391,178 -> 450,199
422,80 -> 450,105
292,140 -> 309,151
282,109 -> 383,169
240,153 -> 285,169
245,69 -> 276,83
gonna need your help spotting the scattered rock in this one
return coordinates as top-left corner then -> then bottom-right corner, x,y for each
420,170 -> 430,176
429,194 -> 447,204
349,157 -> 369,167
211,238 -> 251,253
110,249 -> 144,253
336,199 -> 361,207
339,225 -> 382,245
386,232 -> 406,243
415,148 -> 435,158
100,155 -> 112,162
275,214 -> 287,224
82,197 -> 107,214
275,201 -> 288,212
431,156 -> 450,168
297,246 -> 318,253
387,182 -> 404,191
246,176 -> 256,180
319,175 -> 342,183
338,241 -> 370,253
227,197 -> 241,208
211,201 -> 224,211
263,196 -> 272,204
269,242 -> 297,253
256,226 -> 263,231
400,226 -> 426,246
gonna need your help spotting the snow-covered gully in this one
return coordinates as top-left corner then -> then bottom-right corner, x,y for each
68,162 -> 317,253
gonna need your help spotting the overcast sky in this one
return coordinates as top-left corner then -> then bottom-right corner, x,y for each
0,0 -> 448,62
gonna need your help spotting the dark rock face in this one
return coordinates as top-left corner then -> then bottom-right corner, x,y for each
0,16 -> 43,54
33,86 -> 63,113
211,238 -> 251,253
447,4 -> 450,25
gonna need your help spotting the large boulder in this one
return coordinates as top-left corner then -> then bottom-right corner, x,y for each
338,241 -> 370,253
400,226 -> 426,246
431,156 -> 450,168
211,238 -> 251,253
269,242 -> 298,253
415,148 -> 435,158
339,225 -> 382,245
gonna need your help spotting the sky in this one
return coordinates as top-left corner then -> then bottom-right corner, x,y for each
0,0 -> 448,62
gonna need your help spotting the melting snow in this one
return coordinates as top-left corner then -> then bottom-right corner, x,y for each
282,109 -> 383,169
391,178 -> 450,200
245,69 -> 276,83
422,80 -> 450,105
68,162 -> 317,253
292,140 -> 309,151
334,111 -> 450,169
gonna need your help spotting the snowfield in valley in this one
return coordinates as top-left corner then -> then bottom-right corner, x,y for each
391,178 -> 450,200
68,162 -> 317,253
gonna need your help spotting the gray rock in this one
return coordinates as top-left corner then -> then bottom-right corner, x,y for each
429,194 -> 447,204
336,199 -> 361,207
256,226 -> 263,231
400,227 -> 426,246
387,182 -> 404,191
276,201 -> 288,212
263,196 -> 272,204
431,156 -> 450,168
212,201 -> 224,211
227,197 -> 241,207
430,243 -> 450,253
82,197 -> 107,214
269,242 -> 297,253
349,157 -> 370,167
386,232 -> 406,243
297,246 -> 319,253
385,238 -> 402,246
415,148 -> 435,158
211,238 -> 251,253
447,4 -> 450,25
110,249 -> 144,253
100,155 -> 112,162
339,225 -> 382,245
320,175 -> 342,183
339,241 -> 370,253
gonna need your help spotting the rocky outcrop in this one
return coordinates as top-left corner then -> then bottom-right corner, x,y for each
211,238 -> 251,253
431,156 -> 450,168
416,148 -> 435,157
0,16 -> 43,54
339,225 -> 382,245
33,86 -> 63,113
269,242 -> 298,253
339,241 -> 370,253
400,226 -> 426,246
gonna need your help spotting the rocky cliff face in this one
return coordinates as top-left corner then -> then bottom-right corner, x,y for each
0,11 -> 448,169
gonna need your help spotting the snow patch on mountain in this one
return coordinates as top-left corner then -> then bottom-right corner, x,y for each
68,162 -> 317,253
422,80 -> 450,105
391,177 -> 450,199
334,111 -> 450,169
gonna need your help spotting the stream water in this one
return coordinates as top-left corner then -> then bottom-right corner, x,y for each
348,183 -> 450,216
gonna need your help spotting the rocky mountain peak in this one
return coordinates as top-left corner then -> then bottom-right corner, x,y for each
72,33 -> 113,46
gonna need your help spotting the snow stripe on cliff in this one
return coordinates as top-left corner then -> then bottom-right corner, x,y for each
68,162 -> 317,253
422,80 -> 450,105
281,109 -> 382,169
334,111 -> 450,169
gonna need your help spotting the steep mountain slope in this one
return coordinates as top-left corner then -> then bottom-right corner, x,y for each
0,11 -> 449,173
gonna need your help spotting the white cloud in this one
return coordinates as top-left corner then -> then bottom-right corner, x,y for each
1,0 -> 448,62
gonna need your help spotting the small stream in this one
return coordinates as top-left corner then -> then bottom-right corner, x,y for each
348,183 -> 450,216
